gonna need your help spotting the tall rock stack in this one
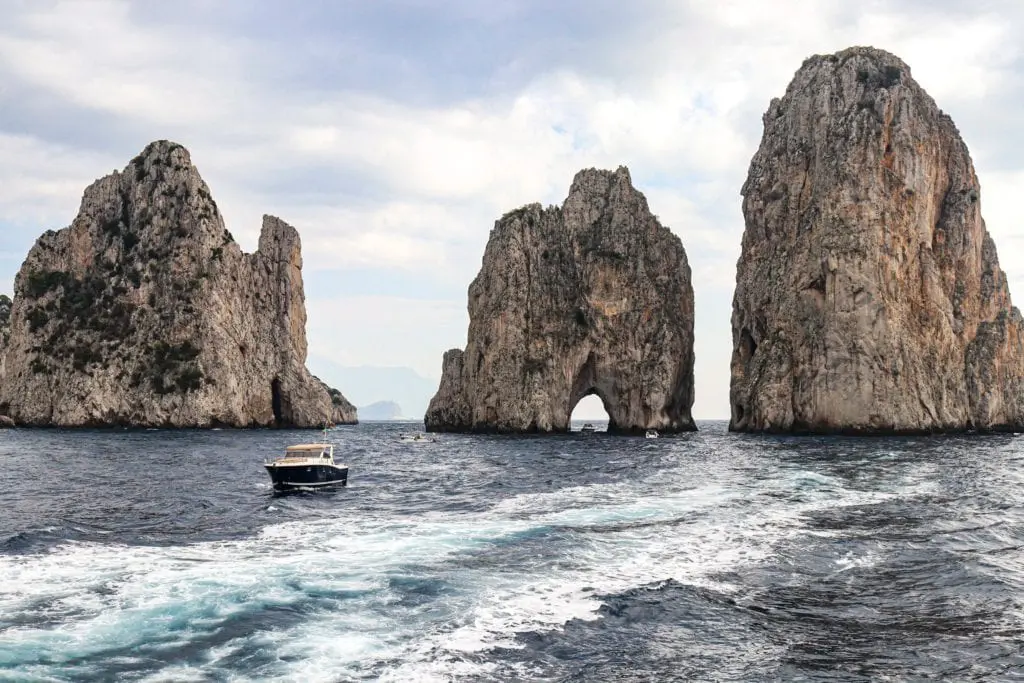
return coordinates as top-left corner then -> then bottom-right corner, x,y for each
0,140 -> 357,427
426,166 -> 696,434
730,46 -> 1024,433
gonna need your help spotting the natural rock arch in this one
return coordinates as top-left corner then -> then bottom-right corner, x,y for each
566,352 -> 619,429
569,391 -> 611,422
425,167 -> 696,434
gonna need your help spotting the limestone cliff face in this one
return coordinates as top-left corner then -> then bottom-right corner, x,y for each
731,46 -> 1024,434
426,167 -> 696,434
0,140 -> 357,427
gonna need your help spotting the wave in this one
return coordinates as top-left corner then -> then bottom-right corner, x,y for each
0,451 -> 946,682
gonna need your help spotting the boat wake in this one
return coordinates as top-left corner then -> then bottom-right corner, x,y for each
1,424 -> 1020,681
0,449 -> 942,682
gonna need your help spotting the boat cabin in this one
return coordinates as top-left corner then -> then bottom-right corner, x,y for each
281,443 -> 334,460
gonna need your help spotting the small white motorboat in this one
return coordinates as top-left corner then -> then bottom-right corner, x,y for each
645,429 -> 659,439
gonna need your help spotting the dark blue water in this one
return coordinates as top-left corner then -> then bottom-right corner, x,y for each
1,421 -> 1023,681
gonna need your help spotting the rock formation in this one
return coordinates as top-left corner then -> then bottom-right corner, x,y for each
426,167 -> 696,434
730,46 -> 1024,434
0,140 -> 357,427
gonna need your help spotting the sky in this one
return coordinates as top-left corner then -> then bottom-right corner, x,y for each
2,0 -> 1024,419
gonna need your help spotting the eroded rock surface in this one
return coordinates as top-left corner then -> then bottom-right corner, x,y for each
731,46 -> 1024,434
0,140 -> 357,427
426,167 -> 695,434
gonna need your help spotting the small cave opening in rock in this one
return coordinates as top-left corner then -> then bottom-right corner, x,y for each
271,377 -> 283,426
739,328 -> 757,362
734,403 -> 746,425
570,392 -> 610,432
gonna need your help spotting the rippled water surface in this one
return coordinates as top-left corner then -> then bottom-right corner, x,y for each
1,421 -> 1023,681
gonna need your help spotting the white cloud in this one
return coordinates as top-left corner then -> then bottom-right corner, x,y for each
0,1 -> 249,127
0,133 -> 120,228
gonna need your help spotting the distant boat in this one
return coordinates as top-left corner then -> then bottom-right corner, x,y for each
580,423 -> 596,433
264,432 -> 348,491
400,432 -> 434,443
645,429 -> 659,439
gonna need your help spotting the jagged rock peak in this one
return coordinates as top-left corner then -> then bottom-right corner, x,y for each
730,46 -> 1024,434
136,138 -> 192,160
425,165 -> 696,434
0,140 -> 357,428
568,164 -> 633,195
799,45 -> 912,77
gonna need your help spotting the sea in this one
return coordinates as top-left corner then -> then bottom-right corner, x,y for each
1,421 -> 1023,682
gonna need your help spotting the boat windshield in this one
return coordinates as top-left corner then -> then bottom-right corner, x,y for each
283,443 -> 332,457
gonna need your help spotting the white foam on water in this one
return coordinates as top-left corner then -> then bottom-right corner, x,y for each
0,508 -> 547,678
489,481 -> 638,515
376,472 -> 939,681
834,546 -> 883,571
0,457 -> 943,681
139,667 -> 211,682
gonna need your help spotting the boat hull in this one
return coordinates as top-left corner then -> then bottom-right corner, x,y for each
264,463 -> 349,490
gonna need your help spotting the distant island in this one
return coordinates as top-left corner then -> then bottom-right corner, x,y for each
358,401 -> 407,420
306,362 -> 436,419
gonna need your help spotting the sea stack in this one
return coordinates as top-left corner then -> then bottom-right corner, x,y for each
0,140 -> 357,427
425,166 -> 696,434
730,46 -> 1024,434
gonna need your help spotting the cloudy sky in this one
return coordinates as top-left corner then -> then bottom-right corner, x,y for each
2,0 -> 1023,419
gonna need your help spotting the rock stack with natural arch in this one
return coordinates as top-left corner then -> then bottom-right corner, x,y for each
425,166 -> 696,434
730,46 -> 1024,434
